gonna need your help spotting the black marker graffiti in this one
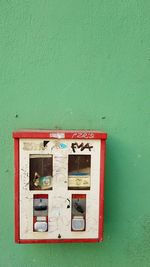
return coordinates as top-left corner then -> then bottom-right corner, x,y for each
71,142 -> 93,153
43,141 -> 49,147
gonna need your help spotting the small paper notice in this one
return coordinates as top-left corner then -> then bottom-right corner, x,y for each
49,133 -> 65,139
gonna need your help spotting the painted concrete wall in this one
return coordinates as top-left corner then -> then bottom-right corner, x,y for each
0,1 -> 149,266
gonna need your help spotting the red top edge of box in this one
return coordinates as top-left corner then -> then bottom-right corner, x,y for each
12,130 -> 107,140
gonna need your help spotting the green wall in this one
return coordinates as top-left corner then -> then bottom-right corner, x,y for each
0,1 -> 150,266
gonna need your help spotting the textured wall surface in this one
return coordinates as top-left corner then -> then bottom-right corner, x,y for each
0,1 -> 150,266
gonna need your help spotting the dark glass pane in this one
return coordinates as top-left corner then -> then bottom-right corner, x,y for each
29,155 -> 53,190
68,155 -> 91,190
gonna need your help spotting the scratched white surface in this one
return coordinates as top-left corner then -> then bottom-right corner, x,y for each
19,138 -> 101,240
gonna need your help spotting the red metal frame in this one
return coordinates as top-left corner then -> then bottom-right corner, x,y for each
14,138 -> 20,243
13,130 -> 107,244
13,130 -> 107,140
99,140 -> 106,242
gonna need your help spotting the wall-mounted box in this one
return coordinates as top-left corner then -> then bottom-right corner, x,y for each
13,130 -> 107,243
